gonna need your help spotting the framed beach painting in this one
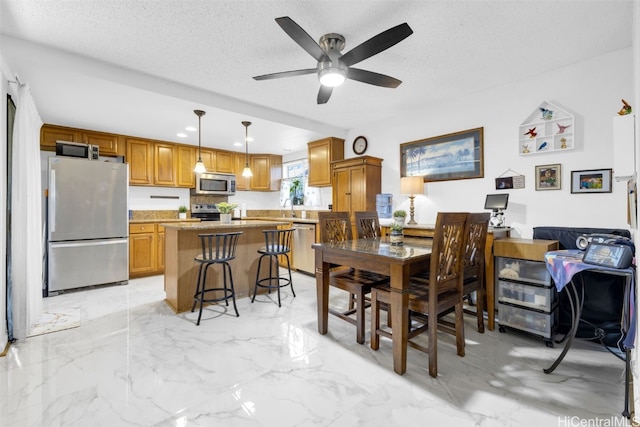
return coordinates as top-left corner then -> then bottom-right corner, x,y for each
400,127 -> 484,182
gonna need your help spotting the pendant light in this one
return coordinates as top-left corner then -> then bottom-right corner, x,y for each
193,109 -> 207,173
241,121 -> 253,178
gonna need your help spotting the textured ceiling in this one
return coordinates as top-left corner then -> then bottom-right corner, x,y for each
0,0 -> 634,153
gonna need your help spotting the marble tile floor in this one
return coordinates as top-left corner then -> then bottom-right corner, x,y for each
0,272 -> 632,426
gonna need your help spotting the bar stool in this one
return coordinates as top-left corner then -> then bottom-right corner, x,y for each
191,231 -> 242,325
252,228 -> 295,307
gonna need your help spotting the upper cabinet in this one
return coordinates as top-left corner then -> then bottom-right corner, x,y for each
42,123 -> 283,190
154,142 -> 177,186
308,137 -> 344,187
41,124 -> 123,156
176,145 -> 196,188
519,101 -> 574,155
234,153 -> 251,191
215,150 -> 235,174
126,138 -> 154,185
250,154 -> 282,191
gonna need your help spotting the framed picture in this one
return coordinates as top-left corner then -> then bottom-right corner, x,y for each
495,176 -> 514,190
400,127 -> 484,182
571,168 -> 612,194
535,164 -> 561,191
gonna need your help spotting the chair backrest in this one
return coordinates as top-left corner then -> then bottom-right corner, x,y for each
464,212 -> 491,280
198,232 -> 242,262
318,211 -> 352,243
429,212 -> 469,298
354,211 -> 381,239
262,228 -> 294,254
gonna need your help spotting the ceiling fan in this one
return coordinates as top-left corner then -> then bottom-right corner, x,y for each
253,17 -> 413,104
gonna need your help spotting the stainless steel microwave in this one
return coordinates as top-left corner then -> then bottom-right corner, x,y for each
195,172 -> 236,195
56,141 -> 99,160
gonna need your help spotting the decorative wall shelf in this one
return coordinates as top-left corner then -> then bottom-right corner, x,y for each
519,101 -> 574,155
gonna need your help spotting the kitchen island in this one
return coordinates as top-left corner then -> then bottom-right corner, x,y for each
162,220 -> 289,313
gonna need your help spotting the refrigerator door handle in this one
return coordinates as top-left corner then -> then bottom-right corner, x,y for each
49,239 -> 126,249
50,169 -> 56,232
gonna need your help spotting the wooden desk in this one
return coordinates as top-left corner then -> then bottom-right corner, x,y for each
313,238 -> 432,375
381,224 -> 510,330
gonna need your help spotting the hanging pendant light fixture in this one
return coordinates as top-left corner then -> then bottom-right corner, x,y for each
193,109 -> 207,173
241,121 -> 253,178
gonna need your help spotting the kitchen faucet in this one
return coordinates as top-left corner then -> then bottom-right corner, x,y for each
283,198 -> 296,217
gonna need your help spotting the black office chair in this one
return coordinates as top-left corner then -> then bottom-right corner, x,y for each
252,228 -> 296,307
191,232 -> 242,325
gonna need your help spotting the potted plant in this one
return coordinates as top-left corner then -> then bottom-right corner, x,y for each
389,222 -> 404,246
393,209 -> 407,226
216,202 -> 238,224
178,205 -> 188,219
289,178 -> 304,205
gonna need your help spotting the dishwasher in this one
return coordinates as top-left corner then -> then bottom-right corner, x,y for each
292,223 -> 316,275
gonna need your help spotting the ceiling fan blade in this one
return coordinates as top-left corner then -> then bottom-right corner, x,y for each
317,85 -> 333,104
276,16 -> 327,62
346,68 -> 402,88
253,68 -> 317,81
341,23 -> 413,67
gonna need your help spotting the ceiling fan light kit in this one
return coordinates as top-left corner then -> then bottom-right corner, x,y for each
253,17 -> 413,104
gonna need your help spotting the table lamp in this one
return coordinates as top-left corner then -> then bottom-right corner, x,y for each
400,176 -> 424,225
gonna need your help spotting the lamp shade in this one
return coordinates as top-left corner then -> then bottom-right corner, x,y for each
400,176 -> 424,195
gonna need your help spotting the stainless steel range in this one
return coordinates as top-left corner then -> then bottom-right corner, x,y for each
191,204 -> 221,221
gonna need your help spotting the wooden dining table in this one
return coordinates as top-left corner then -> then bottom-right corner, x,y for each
312,237 -> 432,375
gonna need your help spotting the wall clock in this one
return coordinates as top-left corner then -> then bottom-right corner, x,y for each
353,136 -> 368,155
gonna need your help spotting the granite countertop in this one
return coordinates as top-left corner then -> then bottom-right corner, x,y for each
130,218 -> 201,224
161,219 -> 290,230
243,216 -> 319,224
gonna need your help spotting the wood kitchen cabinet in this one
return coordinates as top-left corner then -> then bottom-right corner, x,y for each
40,124 -> 123,156
126,138 -> 154,185
331,156 -> 382,233
129,223 -> 157,277
215,150 -> 235,174
129,223 -> 165,277
250,154 -> 282,191
234,153 -> 251,191
176,145 -> 196,188
154,142 -> 176,186
200,148 -> 216,172
308,137 -> 344,187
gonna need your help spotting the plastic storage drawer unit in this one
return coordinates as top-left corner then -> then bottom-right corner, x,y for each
499,303 -> 555,339
498,280 -> 557,312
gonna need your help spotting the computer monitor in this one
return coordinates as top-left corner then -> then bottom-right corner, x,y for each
484,194 -> 509,227
484,194 -> 509,211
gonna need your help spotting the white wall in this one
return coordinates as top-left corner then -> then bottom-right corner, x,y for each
345,48 -> 633,238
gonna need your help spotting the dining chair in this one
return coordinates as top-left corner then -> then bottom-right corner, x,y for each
318,211 -> 389,344
370,212 -> 469,377
354,211 -> 382,239
437,212 -> 491,334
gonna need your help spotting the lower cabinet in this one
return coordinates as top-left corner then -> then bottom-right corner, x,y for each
494,238 -> 559,345
129,223 -> 165,277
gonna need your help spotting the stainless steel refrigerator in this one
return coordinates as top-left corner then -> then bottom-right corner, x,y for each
47,156 -> 129,294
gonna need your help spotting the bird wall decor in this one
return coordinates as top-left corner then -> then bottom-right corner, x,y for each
618,99 -> 632,115
556,123 -> 571,134
540,108 -> 554,120
524,127 -> 537,138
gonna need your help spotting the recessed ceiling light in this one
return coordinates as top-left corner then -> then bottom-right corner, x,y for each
185,126 -> 197,132
177,132 -> 187,138
283,148 -> 293,152
247,137 -> 255,142
233,142 -> 243,147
